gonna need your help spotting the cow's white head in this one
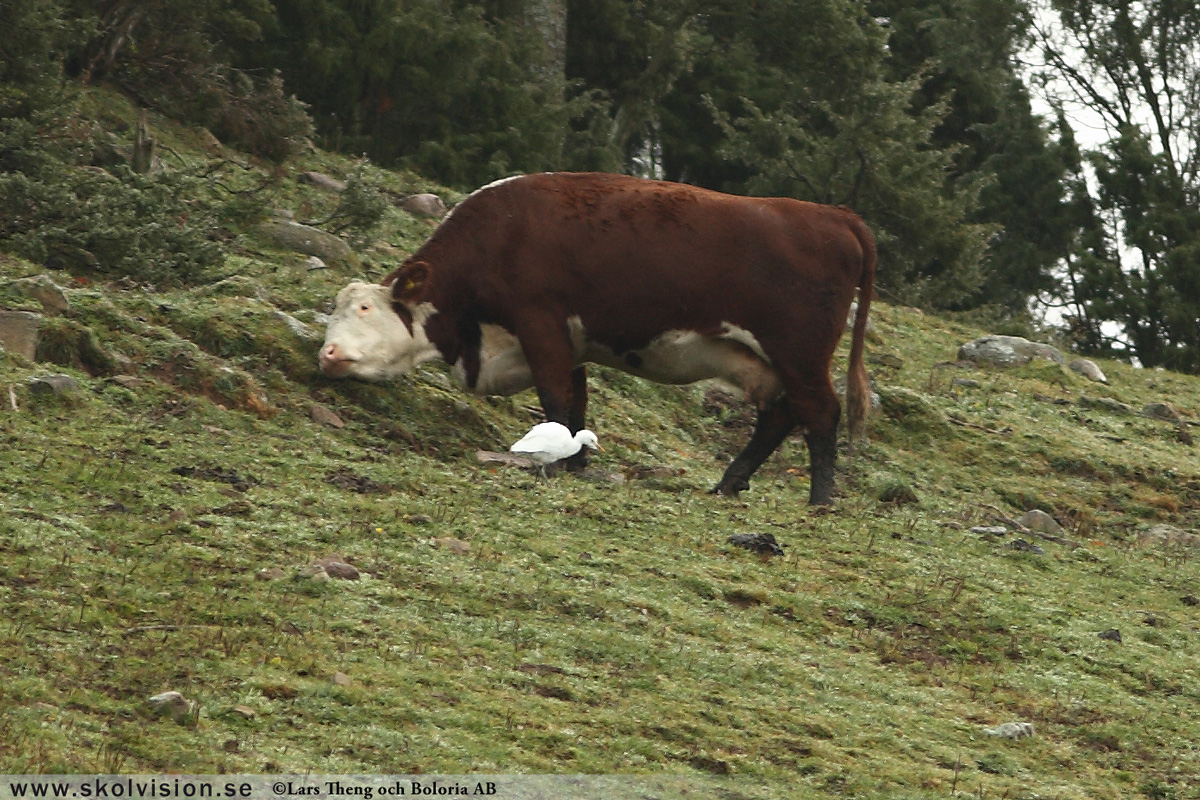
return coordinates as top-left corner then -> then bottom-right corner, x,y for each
318,281 -> 436,381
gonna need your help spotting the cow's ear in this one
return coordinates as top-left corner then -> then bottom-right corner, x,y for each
390,261 -> 431,304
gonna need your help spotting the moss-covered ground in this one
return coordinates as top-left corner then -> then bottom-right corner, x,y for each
2,88 -> 1198,799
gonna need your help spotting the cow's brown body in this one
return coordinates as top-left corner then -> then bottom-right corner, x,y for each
384,172 -> 874,503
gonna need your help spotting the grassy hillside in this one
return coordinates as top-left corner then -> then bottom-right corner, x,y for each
2,88 -> 1199,799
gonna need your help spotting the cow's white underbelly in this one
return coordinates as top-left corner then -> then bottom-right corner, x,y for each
456,318 -> 781,406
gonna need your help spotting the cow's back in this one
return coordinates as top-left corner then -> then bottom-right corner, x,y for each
420,173 -> 869,358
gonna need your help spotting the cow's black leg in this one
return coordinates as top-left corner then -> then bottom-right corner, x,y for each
712,396 -> 798,496
565,365 -> 590,471
805,412 -> 840,506
783,368 -> 842,506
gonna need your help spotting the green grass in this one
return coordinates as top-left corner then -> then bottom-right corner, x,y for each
2,87 -> 1199,798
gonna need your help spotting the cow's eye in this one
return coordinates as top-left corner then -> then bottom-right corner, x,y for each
360,303 -> 371,312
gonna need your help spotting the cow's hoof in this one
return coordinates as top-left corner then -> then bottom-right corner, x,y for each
711,478 -> 750,496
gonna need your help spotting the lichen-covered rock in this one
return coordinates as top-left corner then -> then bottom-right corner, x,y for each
1069,358 -> 1107,383
957,335 -> 1065,368
0,310 -> 42,360
399,193 -> 447,218
1017,509 -> 1064,536
7,275 -> 70,314
1142,402 -> 1184,424
258,220 -> 353,264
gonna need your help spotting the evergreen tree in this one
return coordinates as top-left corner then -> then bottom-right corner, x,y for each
567,0 -> 995,309
871,0 -> 1074,312
247,0 -> 614,187
1030,0 -> 1200,371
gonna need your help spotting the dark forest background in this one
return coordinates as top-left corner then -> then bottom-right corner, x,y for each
3,0 -> 1198,371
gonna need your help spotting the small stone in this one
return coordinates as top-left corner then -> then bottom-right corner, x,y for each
148,691 -> 193,722
1069,358 -> 1107,383
304,256 -> 327,271
1098,628 -> 1122,643
399,193 -> 447,218
1017,509 -> 1064,536
256,567 -> 285,581
331,671 -> 352,687
728,532 -> 786,556
970,526 -> 1008,535
310,404 -> 344,428
298,564 -> 330,581
317,559 -> 361,580
984,722 -> 1034,740
1009,539 -> 1045,554
1181,594 -> 1199,607
952,378 -> 981,389
30,374 -> 81,395
432,537 -> 471,555
231,705 -> 257,719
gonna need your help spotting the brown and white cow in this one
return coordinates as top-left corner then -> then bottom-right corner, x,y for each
320,172 -> 875,504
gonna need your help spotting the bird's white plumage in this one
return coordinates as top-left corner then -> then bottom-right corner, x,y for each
510,422 -> 600,465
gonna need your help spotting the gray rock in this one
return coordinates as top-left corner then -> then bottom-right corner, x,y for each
984,722 -> 1034,740
957,335 -> 1065,368
273,309 -> 317,340
1079,396 -> 1133,414
0,310 -> 43,360
1142,402 -> 1184,424
258,220 -> 353,264
298,171 -> 346,192
1009,539 -> 1045,554
30,374 -> 80,395
317,559 -> 361,581
1017,509 -> 1064,536
297,564 -> 330,581
148,690 -> 194,723
970,526 -> 1008,535
304,256 -> 327,271
845,302 -> 878,338
1069,358 -> 1107,383
399,193 -> 447,218
1098,628 -> 1122,643
728,532 -> 786,556
1137,524 -> 1200,549
952,378 -> 981,389
256,567 -> 286,581
7,275 -> 70,315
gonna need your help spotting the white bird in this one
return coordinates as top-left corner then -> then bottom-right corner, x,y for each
509,422 -> 601,477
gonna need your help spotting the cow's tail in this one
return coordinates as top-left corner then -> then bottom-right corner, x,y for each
845,216 -> 875,448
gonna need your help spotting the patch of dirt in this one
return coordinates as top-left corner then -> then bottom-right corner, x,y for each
325,469 -> 390,494
171,464 -> 259,491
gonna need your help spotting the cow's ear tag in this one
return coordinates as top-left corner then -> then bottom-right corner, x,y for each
391,261 -> 431,303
